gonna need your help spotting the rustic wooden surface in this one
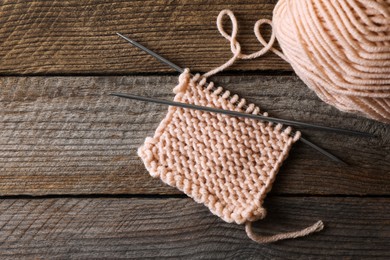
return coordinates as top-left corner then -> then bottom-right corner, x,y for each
0,0 -> 289,75
0,0 -> 389,258
0,197 -> 389,259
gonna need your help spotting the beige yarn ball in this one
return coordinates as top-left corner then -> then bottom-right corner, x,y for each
272,0 -> 390,123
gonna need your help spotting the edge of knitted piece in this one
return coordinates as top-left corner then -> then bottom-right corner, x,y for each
138,69 -> 301,224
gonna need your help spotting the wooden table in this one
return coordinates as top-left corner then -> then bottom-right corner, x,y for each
0,1 -> 389,258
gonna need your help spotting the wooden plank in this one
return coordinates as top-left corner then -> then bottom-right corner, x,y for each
0,76 -> 388,196
0,197 -> 388,258
0,0 -> 291,75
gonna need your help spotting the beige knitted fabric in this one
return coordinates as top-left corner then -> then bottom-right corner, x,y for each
138,9 -> 325,243
139,70 -> 300,225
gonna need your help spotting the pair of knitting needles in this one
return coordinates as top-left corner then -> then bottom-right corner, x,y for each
112,33 -> 373,165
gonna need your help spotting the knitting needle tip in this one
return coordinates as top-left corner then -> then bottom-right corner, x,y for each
116,32 -> 134,44
116,32 -> 184,73
299,137 -> 348,166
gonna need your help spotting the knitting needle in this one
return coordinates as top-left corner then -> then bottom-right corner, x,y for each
110,92 -> 370,137
116,33 -> 349,164
117,33 -> 185,74
111,92 -> 347,165
116,33 -> 371,137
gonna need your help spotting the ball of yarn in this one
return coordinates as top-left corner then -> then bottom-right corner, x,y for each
272,0 -> 390,123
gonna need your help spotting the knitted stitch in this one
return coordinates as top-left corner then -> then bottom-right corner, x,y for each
139,70 -> 300,225
138,10 -> 324,243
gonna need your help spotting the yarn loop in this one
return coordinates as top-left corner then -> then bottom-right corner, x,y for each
205,2 -> 390,123
203,10 -> 284,78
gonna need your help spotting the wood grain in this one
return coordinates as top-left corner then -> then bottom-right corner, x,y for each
1,1 -> 388,257
0,0 -> 291,75
0,197 -> 388,258
0,75 -> 388,196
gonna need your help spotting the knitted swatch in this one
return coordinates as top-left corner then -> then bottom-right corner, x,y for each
138,70 -> 323,243
138,10 -> 324,243
139,70 -> 299,224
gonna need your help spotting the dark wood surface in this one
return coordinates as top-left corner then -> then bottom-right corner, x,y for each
0,0 -> 288,75
0,0 -> 389,258
0,197 -> 389,259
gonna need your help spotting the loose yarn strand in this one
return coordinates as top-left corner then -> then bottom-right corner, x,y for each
203,10 -> 285,78
245,220 -> 324,244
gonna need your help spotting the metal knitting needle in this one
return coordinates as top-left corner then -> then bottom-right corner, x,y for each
116,33 -> 350,164
110,93 -> 352,165
111,93 -> 346,165
110,93 -> 370,137
116,34 -> 372,136
117,33 -> 185,74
